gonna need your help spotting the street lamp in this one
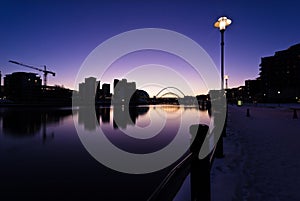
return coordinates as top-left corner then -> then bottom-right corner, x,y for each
214,17 -> 232,158
224,75 -> 229,89
214,16 -> 232,90
278,90 -> 281,107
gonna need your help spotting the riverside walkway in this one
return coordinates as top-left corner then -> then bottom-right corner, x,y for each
211,104 -> 300,201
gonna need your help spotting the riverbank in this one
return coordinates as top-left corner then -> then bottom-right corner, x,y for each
211,104 -> 300,201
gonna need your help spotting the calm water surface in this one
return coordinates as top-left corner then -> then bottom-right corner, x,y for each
0,105 -> 210,200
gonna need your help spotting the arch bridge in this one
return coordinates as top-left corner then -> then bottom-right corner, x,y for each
155,87 -> 186,98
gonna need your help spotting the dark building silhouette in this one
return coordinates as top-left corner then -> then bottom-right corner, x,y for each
75,77 -> 113,106
97,83 -> 112,105
3,72 -> 72,105
0,70 -> 2,98
259,43 -> 300,102
225,86 -> 245,104
244,79 -> 262,102
4,72 -> 42,103
41,85 -> 73,105
102,83 -> 111,98
130,89 -> 150,105
78,77 -> 100,104
113,79 -> 119,91
196,94 -> 210,110
113,78 -> 136,104
231,43 -> 300,103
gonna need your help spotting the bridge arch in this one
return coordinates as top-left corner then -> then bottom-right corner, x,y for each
156,87 -> 185,98
160,92 -> 180,98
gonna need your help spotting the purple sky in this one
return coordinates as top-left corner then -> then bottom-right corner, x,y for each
1,0 -> 299,94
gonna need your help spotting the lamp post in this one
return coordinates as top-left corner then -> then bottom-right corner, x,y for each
0,71 -> 1,98
278,90 -> 281,107
225,75 -> 229,89
214,17 -> 232,158
214,17 -> 232,90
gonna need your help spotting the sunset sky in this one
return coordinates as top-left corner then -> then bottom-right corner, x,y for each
1,0 -> 299,95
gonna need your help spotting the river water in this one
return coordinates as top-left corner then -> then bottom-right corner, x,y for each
0,105 -> 210,200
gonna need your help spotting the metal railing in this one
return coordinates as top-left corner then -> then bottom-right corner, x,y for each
147,124 -> 220,201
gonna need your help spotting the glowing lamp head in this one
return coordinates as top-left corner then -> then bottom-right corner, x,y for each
214,16 -> 232,30
224,75 -> 229,80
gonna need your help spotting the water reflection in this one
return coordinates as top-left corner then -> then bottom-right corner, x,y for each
78,106 -> 99,131
75,105 -> 211,171
77,106 -> 150,130
77,105 -> 182,154
106,106 -> 180,154
0,108 -> 72,139
0,105 -> 212,200
113,106 -> 149,129
99,107 -> 110,123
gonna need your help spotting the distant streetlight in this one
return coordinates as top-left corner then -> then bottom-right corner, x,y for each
214,17 -> 232,90
224,75 -> 229,89
278,91 -> 281,107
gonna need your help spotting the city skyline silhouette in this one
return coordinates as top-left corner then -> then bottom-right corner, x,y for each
1,1 -> 299,91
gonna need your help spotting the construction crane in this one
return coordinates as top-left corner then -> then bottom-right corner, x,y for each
9,60 -> 55,86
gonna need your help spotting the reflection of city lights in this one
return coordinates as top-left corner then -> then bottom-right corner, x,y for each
155,105 -> 182,120
160,105 -> 180,113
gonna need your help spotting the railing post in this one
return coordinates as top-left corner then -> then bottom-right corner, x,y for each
246,108 -> 250,117
293,109 -> 298,119
189,124 -> 211,201
215,113 -> 226,158
190,151 -> 211,201
148,124 -> 214,201
189,124 -> 209,155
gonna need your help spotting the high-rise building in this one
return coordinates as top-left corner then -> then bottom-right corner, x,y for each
78,77 -> 99,104
244,79 -> 262,102
113,78 -> 136,104
102,83 -> 110,98
0,71 -> 2,98
259,43 -> 300,102
4,72 -> 42,103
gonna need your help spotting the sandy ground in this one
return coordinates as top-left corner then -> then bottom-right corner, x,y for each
211,104 -> 300,201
